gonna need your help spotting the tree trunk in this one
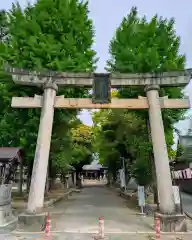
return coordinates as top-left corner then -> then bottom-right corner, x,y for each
48,157 -> 54,191
45,173 -> 49,196
107,172 -> 112,186
151,155 -> 158,205
112,170 -> 117,185
45,162 -> 50,196
27,160 -> 33,193
18,162 -> 23,196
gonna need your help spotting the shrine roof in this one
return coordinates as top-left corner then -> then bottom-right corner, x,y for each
0,147 -> 24,162
82,164 -> 108,171
83,164 -> 102,171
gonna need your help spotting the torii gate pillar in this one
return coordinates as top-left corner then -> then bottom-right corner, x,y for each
27,80 -> 58,213
145,85 -> 175,213
146,85 -> 187,232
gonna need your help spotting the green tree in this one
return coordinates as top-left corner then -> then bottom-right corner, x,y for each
0,0 -> 96,183
0,10 -> 8,43
98,7 -> 185,187
71,123 -> 93,173
92,109 -> 151,185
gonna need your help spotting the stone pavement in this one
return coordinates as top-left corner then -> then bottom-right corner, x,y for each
1,232 -> 192,240
1,180 -> 192,239
51,179 -> 153,233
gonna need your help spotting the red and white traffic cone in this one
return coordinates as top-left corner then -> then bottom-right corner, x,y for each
155,217 -> 161,239
98,217 -> 104,239
45,213 -> 51,237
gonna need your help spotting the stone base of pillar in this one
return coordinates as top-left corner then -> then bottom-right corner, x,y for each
155,212 -> 187,232
18,212 -> 46,230
175,203 -> 182,214
0,217 -> 18,233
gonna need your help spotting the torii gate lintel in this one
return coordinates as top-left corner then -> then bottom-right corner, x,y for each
11,96 -> 190,109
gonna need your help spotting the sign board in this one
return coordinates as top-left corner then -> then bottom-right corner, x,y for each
138,186 -> 145,206
172,185 -> 181,204
92,73 -> 111,104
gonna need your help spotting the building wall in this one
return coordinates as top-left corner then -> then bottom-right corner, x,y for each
171,161 -> 192,194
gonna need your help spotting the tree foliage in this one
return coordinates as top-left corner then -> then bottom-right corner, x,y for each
0,10 -> 8,43
94,7 -> 185,186
93,109 -> 152,185
107,7 -> 185,128
0,0 -> 96,176
71,123 -> 93,168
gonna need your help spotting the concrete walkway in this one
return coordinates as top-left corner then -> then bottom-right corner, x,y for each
52,179 -> 152,233
181,192 -> 192,216
4,180 -> 192,239
8,180 -> 155,239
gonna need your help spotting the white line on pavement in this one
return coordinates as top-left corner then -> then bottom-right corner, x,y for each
11,230 -> 192,235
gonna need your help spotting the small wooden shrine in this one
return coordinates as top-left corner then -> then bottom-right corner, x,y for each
0,147 -> 24,184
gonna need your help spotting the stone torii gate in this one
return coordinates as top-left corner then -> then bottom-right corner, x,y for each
7,67 -> 191,231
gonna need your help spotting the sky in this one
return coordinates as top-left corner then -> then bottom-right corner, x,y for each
2,0 -> 192,134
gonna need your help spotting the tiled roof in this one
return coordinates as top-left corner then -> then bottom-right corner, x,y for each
0,147 -> 23,162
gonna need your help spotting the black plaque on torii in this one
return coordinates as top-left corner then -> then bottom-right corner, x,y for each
92,73 -> 111,104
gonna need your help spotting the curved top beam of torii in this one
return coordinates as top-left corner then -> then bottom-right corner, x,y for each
4,65 -> 192,87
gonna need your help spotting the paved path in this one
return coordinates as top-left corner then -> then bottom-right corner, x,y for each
9,180 -> 154,239
52,180 -> 152,233
2,181 -> 192,239
2,233 -> 192,240
181,192 -> 192,216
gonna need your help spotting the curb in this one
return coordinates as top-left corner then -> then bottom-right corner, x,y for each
108,185 -> 137,200
44,188 -> 81,207
43,190 -> 72,208
12,188 -> 81,209
185,211 -> 192,220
